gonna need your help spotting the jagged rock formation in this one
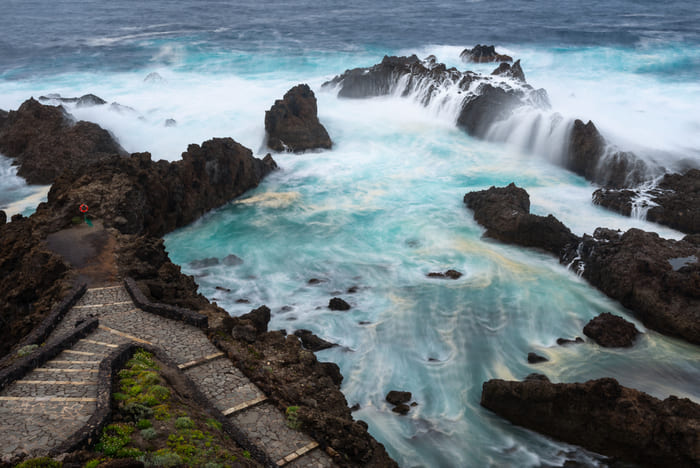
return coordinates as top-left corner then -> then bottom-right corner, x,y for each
463,183 -> 579,256
265,84 -> 332,152
0,98 -> 126,184
593,169 -> 700,234
464,183 -> 700,345
460,44 -> 513,63
481,375 -> 700,468
38,93 -> 107,107
37,138 -> 276,237
491,59 -> 525,82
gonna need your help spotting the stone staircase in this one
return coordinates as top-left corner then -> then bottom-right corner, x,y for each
0,284 -> 335,467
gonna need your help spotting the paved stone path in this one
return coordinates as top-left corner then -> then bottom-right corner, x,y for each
0,284 -> 335,467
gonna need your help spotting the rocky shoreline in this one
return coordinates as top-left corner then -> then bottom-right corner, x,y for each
0,96 -> 396,467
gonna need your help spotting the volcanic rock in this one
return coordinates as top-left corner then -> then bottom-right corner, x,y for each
38,93 -> 107,107
583,313 -> 640,347
0,98 -> 127,184
265,84 -> 332,152
593,169 -> 700,234
0,210 -> 6,224
391,404 -> 410,415
460,45 -> 513,63
481,377 -> 700,467
463,183 -> 580,256
329,297 -> 351,311
240,305 -> 271,334
562,228 -> 700,344
222,254 -> 243,266
294,329 -> 337,351
491,59 -> 526,82
527,352 -> 548,363
0,109 -> 9,129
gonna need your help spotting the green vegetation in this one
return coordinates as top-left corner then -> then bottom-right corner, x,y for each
17,344 -> 38,357
285,405 -> 301,430
87,349 -> 251,467
15,457 -> 61,468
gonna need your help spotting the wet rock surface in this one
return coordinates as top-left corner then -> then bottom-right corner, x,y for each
460,44 -> 513,63
491,59 -> 525,82
481,376 -> 700,467
527,352 -> 548,363
426,269 -> 463,279
583,313 -> 640,347
463,183 -> 579,256
265,84 -> 332,152
0,98 -> 126,184
593,169 -> 700,234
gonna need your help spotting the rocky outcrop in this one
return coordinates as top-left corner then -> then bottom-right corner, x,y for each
460,45 -> 513,63
593,169 -> 700,234
294,329 -> 337,351
583,312 -> 640,347
265,84 -> 332,152
329,297 -> 351,311
465,184 -> 700,345
323,55 -> 548,138
566,119 -> 657,188
563,228 -> 700,344
481,375 -> 700,467
426,269 -> 463,279
37,138 -> 276,237
0,98 -> 126,184
463,183 -> 579,256
527,352 -> 548,363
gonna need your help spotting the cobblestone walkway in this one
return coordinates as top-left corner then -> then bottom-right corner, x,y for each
0,284 -> 335,466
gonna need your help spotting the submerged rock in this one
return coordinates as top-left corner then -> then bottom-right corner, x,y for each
556,337 -> 584,346
463,183 -> 579,256
481,376 -> 700,467
164,118 -> 177,127
426,269 -> 463,279
329,297 -> 351,311
38,93 -> 107,107
583,313 -> 640,347
0,98 -> 127,184
386,391 -> 411,405
265,84 -> 332,152
222,254 -> 243,266
460,44 -> 513,63
593,169 -> 700,234
189,257 -> 219,268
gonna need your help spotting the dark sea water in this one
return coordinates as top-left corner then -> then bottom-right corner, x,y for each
1,1 -> 699,466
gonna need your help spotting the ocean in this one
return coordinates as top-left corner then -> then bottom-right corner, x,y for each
1,1 -> 699,466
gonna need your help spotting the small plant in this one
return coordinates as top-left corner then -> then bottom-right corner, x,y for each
285,405 -> 301,430
136,419 -> 152,429
96,423 -> 134,456
175,416 -> 195,429
243,450 -> 251,459
154,404 -> 171,420
147,384 -> 170,402
141,427 -> 157,440
123,402 -> 154,421
17,344 -> 39,357
84,459 -> 103,468
138,450 -> 182,467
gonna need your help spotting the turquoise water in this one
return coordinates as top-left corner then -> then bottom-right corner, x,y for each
1,1 -> 699,465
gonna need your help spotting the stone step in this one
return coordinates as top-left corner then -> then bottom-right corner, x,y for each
2,380 -> 98,398
228,401 -> 317,463
184,357 -> 265,412
42,360 -> 102,369
79,285 -> 131,305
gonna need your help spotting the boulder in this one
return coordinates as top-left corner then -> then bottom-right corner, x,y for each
456,83 -> 528,137
463,183 -> 580,256
583,312 -> 640,347
294,329 -> 337,351
239,305 -> 271,334
491,59 -> 526,82
460,45 -> 513,63
265,84 -> 332,152
222,254 -> 243,266
593,169 -> 700,234
556,337 -> 584,346
0,98 -> 126,184
481,376 -> 700,467
329,297 -> 351,311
